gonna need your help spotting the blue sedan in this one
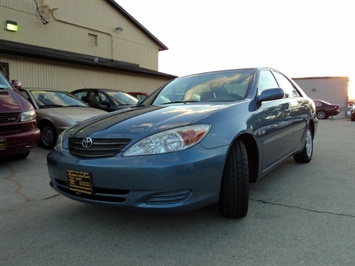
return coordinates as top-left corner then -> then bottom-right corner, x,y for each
47,67 -> 318,218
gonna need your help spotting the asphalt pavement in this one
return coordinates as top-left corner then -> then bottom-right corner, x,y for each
0,118 -> 354,266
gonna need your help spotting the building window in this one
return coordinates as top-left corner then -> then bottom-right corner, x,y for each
88,33 -> 98,47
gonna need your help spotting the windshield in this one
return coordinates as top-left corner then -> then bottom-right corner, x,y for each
0,73 -> 12,90
152,69 -> 254,105
31,90 -> 87,108
106,91 -> 138,105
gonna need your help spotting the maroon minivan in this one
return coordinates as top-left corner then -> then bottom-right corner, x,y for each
0,73 -> 40,159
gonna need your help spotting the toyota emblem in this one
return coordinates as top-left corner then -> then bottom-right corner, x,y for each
82,137 -> 93,149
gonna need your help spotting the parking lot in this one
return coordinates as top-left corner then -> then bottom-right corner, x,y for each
1,119 -> 354,266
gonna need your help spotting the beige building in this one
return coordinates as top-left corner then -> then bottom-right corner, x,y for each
0,0 -> 176,93
293,76 -> 349,118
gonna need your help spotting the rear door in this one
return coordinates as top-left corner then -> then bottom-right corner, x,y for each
272,70 -> 308,152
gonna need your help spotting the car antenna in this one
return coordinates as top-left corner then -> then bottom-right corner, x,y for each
80,78 -> 87,88
118,82 -> 124,91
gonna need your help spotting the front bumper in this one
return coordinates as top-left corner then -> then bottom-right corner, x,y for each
47,144 -> 228,213
0,127 -> 40,158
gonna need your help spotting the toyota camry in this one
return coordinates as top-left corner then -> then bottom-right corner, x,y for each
47,67 -> 318,218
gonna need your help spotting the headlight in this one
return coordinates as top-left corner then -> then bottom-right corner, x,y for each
54,131 -> 65,152
123,124 -> 211,156
55,126 -> 76,151
20,110 -> 36,121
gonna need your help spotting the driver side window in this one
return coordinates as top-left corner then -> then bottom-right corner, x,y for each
98,92 -> 108,103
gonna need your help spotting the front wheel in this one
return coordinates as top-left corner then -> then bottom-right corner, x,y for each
219,140 -> 249,218
40,123 -> 57,149
294,127 -> 313,163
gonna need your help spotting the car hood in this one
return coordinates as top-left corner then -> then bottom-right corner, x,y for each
0,89 -> 33,112
37,107 -> 106,123
69,103 -> 232,139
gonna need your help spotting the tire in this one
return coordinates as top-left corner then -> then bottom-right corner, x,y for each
219,140 -> 249,218
294,127 -> 313,163
317,111 -> 327,119
40,123 -> 57,149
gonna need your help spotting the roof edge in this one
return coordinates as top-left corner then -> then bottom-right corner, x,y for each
106,0 -> 168,51
0,40 -> 176,78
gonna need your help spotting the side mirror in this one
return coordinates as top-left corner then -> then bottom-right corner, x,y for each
257,88 -> 284,103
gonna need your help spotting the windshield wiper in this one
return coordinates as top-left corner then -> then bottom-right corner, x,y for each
164,100 -> 199,105
40,104 -> 64,108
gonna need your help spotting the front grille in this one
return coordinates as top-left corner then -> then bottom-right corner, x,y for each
54,178 -> 128,202
0,113 -> 20,123
0,124 -> 22,133
68,137 -> 131,158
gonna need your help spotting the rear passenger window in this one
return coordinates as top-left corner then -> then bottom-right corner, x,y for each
273,72 -> 300,98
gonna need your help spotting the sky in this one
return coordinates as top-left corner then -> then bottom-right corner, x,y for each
115,0 -> 355,98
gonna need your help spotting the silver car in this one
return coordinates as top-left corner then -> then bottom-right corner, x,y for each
19,88 -> 107,149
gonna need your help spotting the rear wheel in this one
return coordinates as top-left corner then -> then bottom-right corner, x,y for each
219,140 -> 249,218
317,111 -> 328,119
40,123 -> 57,149
294,127 -> 313,163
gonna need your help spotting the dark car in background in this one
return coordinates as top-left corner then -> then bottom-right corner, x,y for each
71,88 -> 138,112
0,74 -> 40,159
313,99 -> 340,119
47,67 -> 318,219
350,103 -> 355,121
18,88 -> 106,149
